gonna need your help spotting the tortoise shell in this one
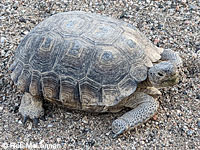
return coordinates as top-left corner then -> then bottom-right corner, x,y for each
10,11 -> 163,112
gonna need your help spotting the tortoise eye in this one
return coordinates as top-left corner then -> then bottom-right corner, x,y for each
157,72 -> 164,77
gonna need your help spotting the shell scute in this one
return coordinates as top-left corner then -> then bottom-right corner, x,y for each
87,46 -> 130,85
54,38 -> 95,80
41,72 -> 60,100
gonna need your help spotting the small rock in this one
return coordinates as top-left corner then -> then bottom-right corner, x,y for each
1,50 -> 6,57
196,94 -> 200,100
187,130 -> 194,136
23,31 -> 29,35
157,24 -> 163,29
153,38 -> 160,45
120,11 -> 128,19
140,141 -> 145,145
105,131 -> 110,136
13,1 -> 19,10
158,4 -> 164,8
81,127 -> 90,133
13,106 -> 19,113
166,1 -> 172,5
182,125 -> 188,132
57,137 -> 61,143
27,123 -> 32,130
198,1 -> 200,7
146,0 -> 151,3
177,110 -> 182,116
2,96 -> 6,101
189,4 -> 197,10
0,106 -> 3,112
82,116 -> 89,124
47,124 -> 53,128
18,120 -> 22,124
86,140 -> 95,147
39,140 -> 45,144
152,114 -> 158,121
99,5 -> 105,11
1,37 -> 6,43
19,17 -> 26,23
0,16 -> 6,20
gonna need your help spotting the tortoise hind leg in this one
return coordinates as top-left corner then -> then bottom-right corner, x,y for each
111,92 -> 159,138
19,92 -> 44,127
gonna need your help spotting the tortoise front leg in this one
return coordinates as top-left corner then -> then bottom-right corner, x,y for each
112,92 -> 159,138
161,49 -> 182,67
19,92 -> 44,126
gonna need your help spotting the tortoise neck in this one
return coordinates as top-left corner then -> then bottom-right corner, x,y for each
138,78 -> 153,88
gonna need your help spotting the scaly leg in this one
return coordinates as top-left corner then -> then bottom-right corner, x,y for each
112,92 -> 159,138
161,49 -> 182,67
19,92 -> 44,126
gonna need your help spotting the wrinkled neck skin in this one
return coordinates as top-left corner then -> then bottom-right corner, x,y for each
139,74 -> 179,89
138,78 -> 153,88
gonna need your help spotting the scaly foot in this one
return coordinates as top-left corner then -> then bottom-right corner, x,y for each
19,92 -> 44,126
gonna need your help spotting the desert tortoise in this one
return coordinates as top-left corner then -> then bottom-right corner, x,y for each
10,11 -> 182,137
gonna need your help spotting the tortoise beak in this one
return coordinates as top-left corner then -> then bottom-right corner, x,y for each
160,72 -> 179,87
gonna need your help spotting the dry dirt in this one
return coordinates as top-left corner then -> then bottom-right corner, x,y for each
0,0 -> 199,149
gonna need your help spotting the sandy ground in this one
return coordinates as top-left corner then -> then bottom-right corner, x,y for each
0,0 -> 199,149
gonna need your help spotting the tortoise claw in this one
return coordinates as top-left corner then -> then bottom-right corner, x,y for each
21,115 -> 44,127
22,115 -> 29,125
112,133 -> 118,139
112,118 -> 128,138
33,118 -> 39,127
40,115 -> 46,121
19,93 -> 45,127
112,130 -> 124,138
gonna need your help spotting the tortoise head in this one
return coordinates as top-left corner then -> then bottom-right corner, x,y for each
148,61 -> 179,87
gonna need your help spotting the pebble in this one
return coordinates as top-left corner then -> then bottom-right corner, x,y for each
47,124 -> 53,128
146,0 -> 151,3
82,116 -> 89,124
39,139 -> 45,144
0,106 -> 3,112
19,17 -> 26,23
152,114 -> 158,121
0,0 -> 199,149
0,16 -> 6,20
2,96 -> 6,101
1,51 -> 6,57
105,131 -> 110,136
189,4 -> 197,10
99,5 -> 105,11
196,94 -> 200,100
186,130 -> 194,136
1,37 -> 6,43
166,1 -> 172,6
57,137 -> 62,143
181,0 -> 187,3
27,123 -> 32,130
140,141 -> 145,145
23,30 -> 29,35
198,1 -> 200,7
18,120 -> 22,124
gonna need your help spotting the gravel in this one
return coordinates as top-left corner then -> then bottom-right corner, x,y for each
0,0 -> 200,149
